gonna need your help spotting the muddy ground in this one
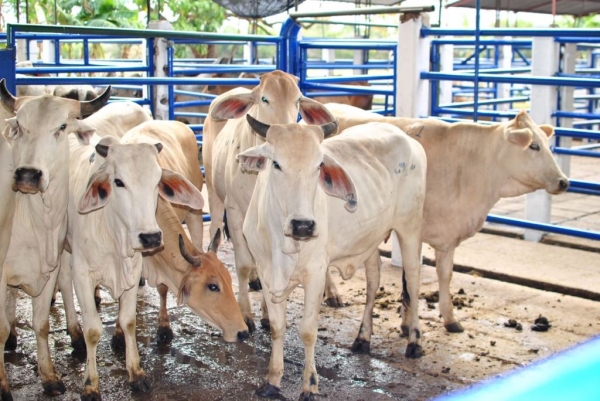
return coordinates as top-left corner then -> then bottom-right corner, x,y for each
7,237 -> 600,401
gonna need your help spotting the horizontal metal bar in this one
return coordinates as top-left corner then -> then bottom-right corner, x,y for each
422,71 -> 600,88
289,5 -> 434,19
17,65 -> 148,74
554,127 -> 600,140
553,147 -> 600,158
555,37 -> 600,43
299,41 -> 396,50
434,107 -> 518,118
306,74 -> 393,83
423,28 -> 600,38
295,19 -> 397,28
173,90 -> 217,99
431,39 -> 531,46
568,179 -> 600,190
571,143 -> 600,150
7,23 -> 280,45
553,111 -> 600,120
174,111 -> 207,118
173,100 -> 212,108
486,215 -> 600,241
15,76 -> 261,86
303,82 -> 393,95
441,96 -> 529,109
302,64 -> 393,70
566,187 -> 600,196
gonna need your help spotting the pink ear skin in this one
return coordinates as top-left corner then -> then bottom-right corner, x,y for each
238,155 -> 266,172
78,171 -> 111,214
159,169 -> 204,210
319,154 -> 357,212
299,97 -> 337,125
210,93 -> 255,120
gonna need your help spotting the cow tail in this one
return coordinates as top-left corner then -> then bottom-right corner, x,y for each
223,211 -> 231,241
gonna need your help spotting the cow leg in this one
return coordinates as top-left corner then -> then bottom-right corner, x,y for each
111,319 -> 126,352
248,268 -> 262,292
156,284 -> 173,344
298,269 -> 327,400
227,207 -> 257,333
72,258 -> 104,400
184,212 -> 204,251
0,273 -> 14,399
323,267 -> 343,308
5,287 -> 18,351
204,166 -> 224,243
351,251 -> 380,354
118,285 -> 151,393
32,268 -> 66,395
397,232 -> 423,358
58,251 -> 85,353
260,296 -> 269,330
436,248 -> 462,333
255,293 -> 288,398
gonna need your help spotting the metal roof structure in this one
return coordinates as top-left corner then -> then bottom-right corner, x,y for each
447,0 -> 600,17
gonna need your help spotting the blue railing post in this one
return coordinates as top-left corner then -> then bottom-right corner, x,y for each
0,48 -> 16,93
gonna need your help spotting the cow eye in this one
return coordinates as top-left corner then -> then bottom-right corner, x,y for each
529,143 -> 540,151
319,161 -> 324,169
261,96 -> 269,104
272,161 -> 281,170
208,283 -> 220,292
59,124 -> 67,131
114,179 -> 125,188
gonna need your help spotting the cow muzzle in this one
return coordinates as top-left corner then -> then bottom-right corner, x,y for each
548,178 -> 569,195
138,231 -> 163,250
289,219 -> 317,240
13,167 -> 44,194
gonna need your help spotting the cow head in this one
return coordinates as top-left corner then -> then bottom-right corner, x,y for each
498,110 -> 569,197
0,79 -> 110,194
78,137 -> 204,254
209,70 -> 336,127
238,115 -> 353,241
176,229 -> 249,342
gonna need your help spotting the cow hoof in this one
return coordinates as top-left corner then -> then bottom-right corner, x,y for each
71,336 -> 87,354
129,377 -> 151,393
351,338 -> 370,354
260,319 -> 270,330
405,342 -> 423,359
324,296 -> 344,308
110,333 -> 126,351
400,325 -> 409,338
5,333 -> 17,351
298,391 -> 318,401
157,326 -> 174,344
245,318 -> 256,334
80,391 -> 101,401
94,296 -> 102,308
42,379 -> 67,396
445,322 -> 464,333
248,278 -> 262,291
1,389 -> 13,401
139,277 -> 146,287
255,381 -> 280,398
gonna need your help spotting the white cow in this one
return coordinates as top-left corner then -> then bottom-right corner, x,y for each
240,116 -> 427,399
116,120 -> 246,344
0,78 -> 109,398
324,103 -> 570,333
67,128 -> 203,399
202,70 -> 336,331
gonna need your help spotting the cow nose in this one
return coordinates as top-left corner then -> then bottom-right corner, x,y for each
15,167 -> 42,184
237,330 -> 250,342
558,178 -> 569,192
290,219 -> 316,239
139,232 -> 162,249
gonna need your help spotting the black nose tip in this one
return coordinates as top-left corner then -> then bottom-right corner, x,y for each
291,219 -> 316,239
237,330 -> 250,342
139,232 -> 162,249
15,167 -> 42,185
558,179 -> 569,191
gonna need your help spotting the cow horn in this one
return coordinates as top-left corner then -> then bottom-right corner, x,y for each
207,228 -> 221,254
321,119 -> 339,138
178,234 -> 201,267
0,78 -> 17,112
246,114 -> 270,138
79,85 -> 111,118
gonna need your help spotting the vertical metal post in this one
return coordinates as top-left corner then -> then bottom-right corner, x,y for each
148,20 -> 173,121
557,42 -> 576,177
473,0 -> 481,122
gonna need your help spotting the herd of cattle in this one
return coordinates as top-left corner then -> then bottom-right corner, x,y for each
0,69 -> 568,401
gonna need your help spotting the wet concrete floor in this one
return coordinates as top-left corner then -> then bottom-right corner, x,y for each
7,233 -> 600,401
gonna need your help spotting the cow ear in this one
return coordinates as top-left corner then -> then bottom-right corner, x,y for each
78,170 -> 111,214
299,97 -> 337,125
210,92 -> 255,120
539,124 -> 555,138
505,128 -> 533,149
319,153 -> 357,212
236,144 -> 271,172
159,168 -> 204,210
177,279 -> 192,306
74,119 -> 96,145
